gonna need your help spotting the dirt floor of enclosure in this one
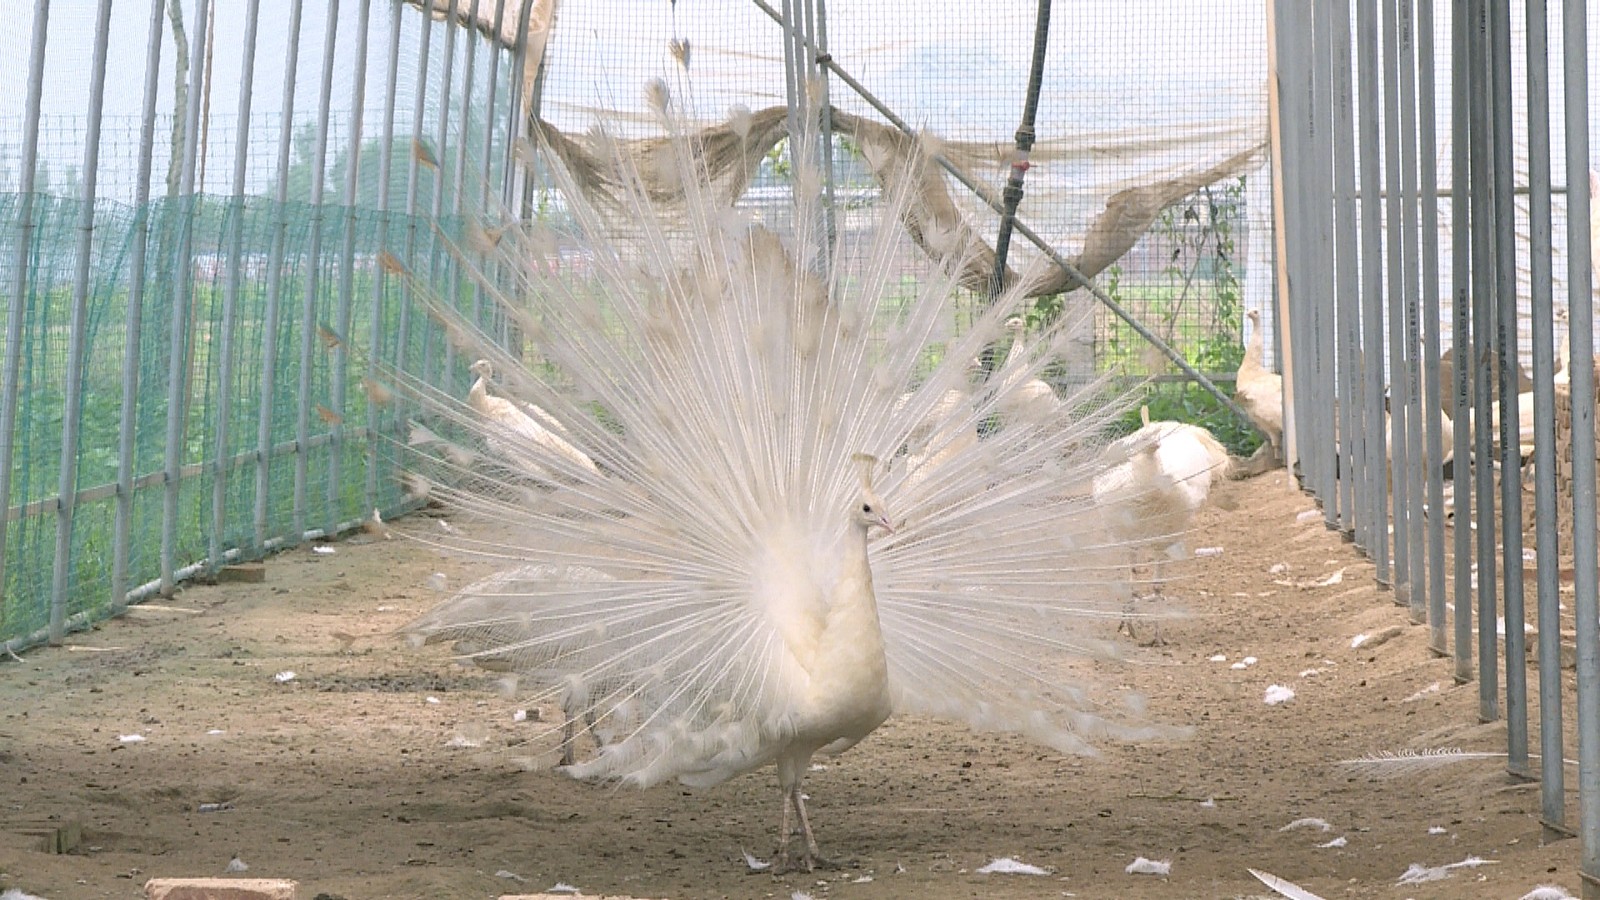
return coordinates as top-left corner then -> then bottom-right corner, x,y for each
0,470 -> 1588,899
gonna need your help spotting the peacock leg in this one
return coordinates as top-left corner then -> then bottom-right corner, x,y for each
1143,558 -> 1168,647
774,789 -> 797,873
790,781 -> 819,864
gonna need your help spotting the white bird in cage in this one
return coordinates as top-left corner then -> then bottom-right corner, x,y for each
1234,308 -> 1283,465
397,80 -> 1186,872
997,316 -> 1062,423
1092,406 -> 1231,645
466,357 -> 599,480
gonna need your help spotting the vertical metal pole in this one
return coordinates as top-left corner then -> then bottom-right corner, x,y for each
1271,0 -> 1306,498
255,0 -> 305,550
329,0 -> 372,536
779,0 -> 803,148
209,0 -> 262,573
399,5 -> 435,389
988,1 -> 1051,312
367,0 -> 405,516
0,0 -> 53,611
1331,0 -> 1361,539
1396,0 -> 1426,625
502,0 -> 534,213
423,0 -> 459,394
1355,0 -> 1389,577
1524,0 -> 1565,832
1381,0 -> 1410,597
50,0 -> 117,641
112,0 -> 169,610
1451,0 -> 1475,684
811,0 -> 837,245
1560,1 -> 1600,890
295,0 -> 341,540
160,0 -> 211,594
1310,0 -> 1337,524
473,0 -> 507,341
1415,0 -> 1448,654
1488,0 -> 1526,773
1468,0 -> 1499,724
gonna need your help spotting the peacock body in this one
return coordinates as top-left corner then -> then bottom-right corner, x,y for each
397,83 -> 1187,869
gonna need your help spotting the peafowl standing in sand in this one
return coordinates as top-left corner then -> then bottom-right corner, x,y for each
1234,308 -> 1283,470
1092,406 -> 1231,645
396,83 -> 1186,872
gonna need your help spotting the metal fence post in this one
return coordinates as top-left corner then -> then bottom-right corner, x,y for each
1559,0 -> 1600,890
0,0 -> 54,618
210,0 -> 263,573
329,0 -> 373,536
112,0 -> 170,611
367,0 -> 406,516
50,0 -> 117,642
255,0 -> 305,551
295,0 -> 343,541
160,0 -> 211,595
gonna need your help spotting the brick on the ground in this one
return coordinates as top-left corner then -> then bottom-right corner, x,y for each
143,878 -> 298,900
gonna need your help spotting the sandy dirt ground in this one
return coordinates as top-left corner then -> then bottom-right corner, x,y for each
0,469 -> 1587,900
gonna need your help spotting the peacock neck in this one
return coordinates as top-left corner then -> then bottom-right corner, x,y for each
468,376 -> 489,407
833,522 -> 881,621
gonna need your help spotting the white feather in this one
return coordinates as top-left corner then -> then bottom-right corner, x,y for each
1248,868 -> 1329,900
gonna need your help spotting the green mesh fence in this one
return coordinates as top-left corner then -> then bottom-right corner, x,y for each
0,190 -> 469,650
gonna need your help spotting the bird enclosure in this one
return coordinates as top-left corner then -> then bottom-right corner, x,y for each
7,0 -> 1600,897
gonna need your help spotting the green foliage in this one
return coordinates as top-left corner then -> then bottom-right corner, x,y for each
1096,176 -> 1260,456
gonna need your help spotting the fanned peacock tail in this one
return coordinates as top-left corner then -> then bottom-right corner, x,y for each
393,79 -> 1190,788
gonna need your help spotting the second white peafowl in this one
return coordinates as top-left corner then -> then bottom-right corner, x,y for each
1093,406 -> 1232,644
1235,308 -> 1283,470
397,84 -> 1186,872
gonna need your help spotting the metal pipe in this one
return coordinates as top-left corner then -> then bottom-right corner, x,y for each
1450,0 -> 1474,685
112,0 -> 170,610
1310,0 -> 1337,521
1395,0 -> 1426,624
1524,0 -> 1565,832
1415,0 -> 1448,654
1331,0 -> 1360,539
812,0 -> 837,248
160,0 -> 211,594
50,0 -> 117,642
1381,0 -> 1409,595
473,0 -> 508,340
295,0 -> 342,540
367,0 -> 406,516
0,0 -> 54,619
255,0 -> 305,550
424,0 -> 459,392
209,0 -> 262,573
1355,0 -> 1389,575
1468,0 -> 1500,724
1273,0 -> 1309,492
746,0 -> 1256,429
1488,0 -> 1526,771
987,0 -> 1050,309
398,2 -> 435,397
329,0 -> 373,536
1559,0 -> 1600,888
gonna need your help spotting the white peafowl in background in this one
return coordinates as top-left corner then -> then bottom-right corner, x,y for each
1092,406 -> 1232,645
1234,308 -> 1283,471
997,315 -> 1062,423
393,81 -> 1187,872
466,357 -> 600,480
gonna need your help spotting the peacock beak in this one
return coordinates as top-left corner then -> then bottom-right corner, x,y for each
876,516 -> 895,535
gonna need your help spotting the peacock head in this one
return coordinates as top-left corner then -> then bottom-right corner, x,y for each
469,359 -> 494,379
849,453 -> 895,534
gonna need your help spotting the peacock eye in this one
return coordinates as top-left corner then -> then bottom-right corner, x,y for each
861,504 -> 872,514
